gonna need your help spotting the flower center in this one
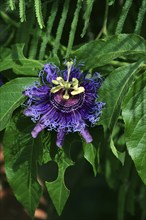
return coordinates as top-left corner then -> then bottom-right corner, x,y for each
50,89 -> 85,113
50,61 -> 85,100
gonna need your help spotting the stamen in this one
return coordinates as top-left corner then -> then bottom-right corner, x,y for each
63,90 -> 70,100
51,85 -> 63,93
72,78 -> 79,89
52,80 -> 59,85
71,78 -> 85,95
71,86 -> 85,95
51,61 -> 85,98
56,76 -> 64,81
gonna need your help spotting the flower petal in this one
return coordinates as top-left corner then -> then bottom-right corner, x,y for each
23,62 -> 105,147
56,130 -> 66,147
31,123 -> 46,138
80,127 -> 93,143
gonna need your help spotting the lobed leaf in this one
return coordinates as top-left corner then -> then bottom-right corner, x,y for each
11,44 -> 44,75
0,44 -> 44,75
45,150 -> 74,215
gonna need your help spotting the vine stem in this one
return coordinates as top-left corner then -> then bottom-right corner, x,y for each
109,61 -> 146,69
96,0 -> 109,39
0,11 -> 19,28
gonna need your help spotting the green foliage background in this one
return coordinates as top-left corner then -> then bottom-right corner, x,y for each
0,0 -> 146,219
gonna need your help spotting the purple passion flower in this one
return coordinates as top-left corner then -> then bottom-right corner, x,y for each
23,61 -> 105,147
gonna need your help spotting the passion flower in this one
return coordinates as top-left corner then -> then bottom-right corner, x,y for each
23,61 -> 105,147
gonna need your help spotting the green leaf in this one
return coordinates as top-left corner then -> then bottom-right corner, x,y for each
0,44 -> 44,75
34,0 -> 44,29
117,183 -> 127,220
82,141 -> 97,175
0,54 -> 14,72
45,150 -> 74,215
73,34 -> 146,69
3,115 -> 42,217
42,132 -> 52,164
0,77 -> 38,131
99,60 -> 144,131
81,0 -> 95,38
122,73 -> 146,185
11,44 -> 44,75
19,0 -> 26,22
108,0 -> 115,6
110,139 -> 125,165
139,185 -> 146,220
0,44 -> 61,76
0,47 -> 11,59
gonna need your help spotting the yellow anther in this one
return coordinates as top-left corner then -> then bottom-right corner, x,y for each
51,85 -> 63,93
63,90 -> 70,100
52,77 -> 64,85
52,79 -> 59,85
71,86 -> 85,95
56,76 -> 64,81
72,78 -> 79,89
56,77 -> 65,86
